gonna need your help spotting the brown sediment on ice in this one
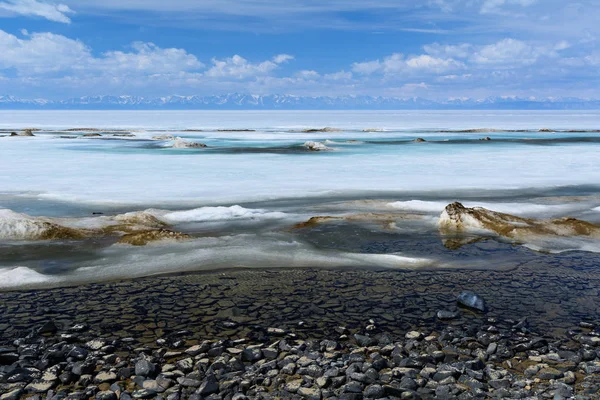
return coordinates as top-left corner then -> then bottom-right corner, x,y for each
0,209 -> 189,245
438,202 -> 600,240
117,229 -> 192,246
292,212 -> 423,230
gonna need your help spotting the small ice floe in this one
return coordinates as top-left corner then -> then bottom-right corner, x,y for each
303,141 -> 332,151
363,128 -> 385,132
172,137 -> 207,148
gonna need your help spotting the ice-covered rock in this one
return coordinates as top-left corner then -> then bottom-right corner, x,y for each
303,141 -> 332,151
0,209 -> 89,240
439,202 -> 600,241
152,134 -> 175,140
172,138 -> 207,148
301,127 -> 341,133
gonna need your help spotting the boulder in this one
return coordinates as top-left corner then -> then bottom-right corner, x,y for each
304,141 -> 332,151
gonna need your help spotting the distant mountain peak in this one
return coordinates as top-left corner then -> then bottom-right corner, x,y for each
0,94 -> 599,110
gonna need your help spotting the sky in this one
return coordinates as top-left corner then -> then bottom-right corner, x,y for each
0,0 -> 598,100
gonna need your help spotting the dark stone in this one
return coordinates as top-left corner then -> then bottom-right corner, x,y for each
96,391 -> 118,400
134,360 -> 156,378
0,352 -> 19,365
131,389 -> 157,399
364,384 -> 385,398
197,374 -> 219,395
457,291 -> 486,312
354,334 -> 376,347
38,321 -> 58,334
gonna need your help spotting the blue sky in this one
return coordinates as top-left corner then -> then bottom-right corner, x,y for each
0,0 -> 598,99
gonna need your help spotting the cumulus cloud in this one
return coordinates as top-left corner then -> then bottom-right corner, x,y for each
295,70 -> 320,79
352,53 -> 464,76
272,54 -> 294,63
99,42 -> 204,74
205,54 -> 293,79
324,70 -> 352,81
424,43 -> 473,59
470,38 -> 552,65
0,30 -> 90,73
0,0 -> 74,23
0,30 -> 204,77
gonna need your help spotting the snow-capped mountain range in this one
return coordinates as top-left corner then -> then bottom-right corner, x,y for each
1,94 -> 599,110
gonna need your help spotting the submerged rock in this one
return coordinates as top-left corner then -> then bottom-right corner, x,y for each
457,291 -> 486,312
303,141 -> 332,151
117,229 -> 192,246
437,310 -> 459,320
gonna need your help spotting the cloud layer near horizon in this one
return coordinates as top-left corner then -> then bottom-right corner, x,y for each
0,0 -> 598,99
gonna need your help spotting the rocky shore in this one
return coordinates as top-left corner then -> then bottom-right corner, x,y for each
1,267 -> 599,399
1,305 -> 599,400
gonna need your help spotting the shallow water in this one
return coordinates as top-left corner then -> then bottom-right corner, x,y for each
1,110 -> 600,290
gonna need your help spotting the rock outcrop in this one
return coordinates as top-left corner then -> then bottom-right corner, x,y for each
438,202 -> 600,242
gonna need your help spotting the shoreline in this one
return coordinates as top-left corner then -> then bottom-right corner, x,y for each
1,266 -> 599,399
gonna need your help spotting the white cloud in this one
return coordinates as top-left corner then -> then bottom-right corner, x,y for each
0,30 -> 204,77
352,53 -> 463,76
295,70 -> 320,79
324,70 -> 352,81
0,0 -> 74,23
480,0 -> 537,15
424,43 -> 473,59
0,30 -> 90,73
405,54 -> 464,72
470,38 -> 550,65
272,54 -> 294,63
98,42 -> 204,74
205,54 -> 292,79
